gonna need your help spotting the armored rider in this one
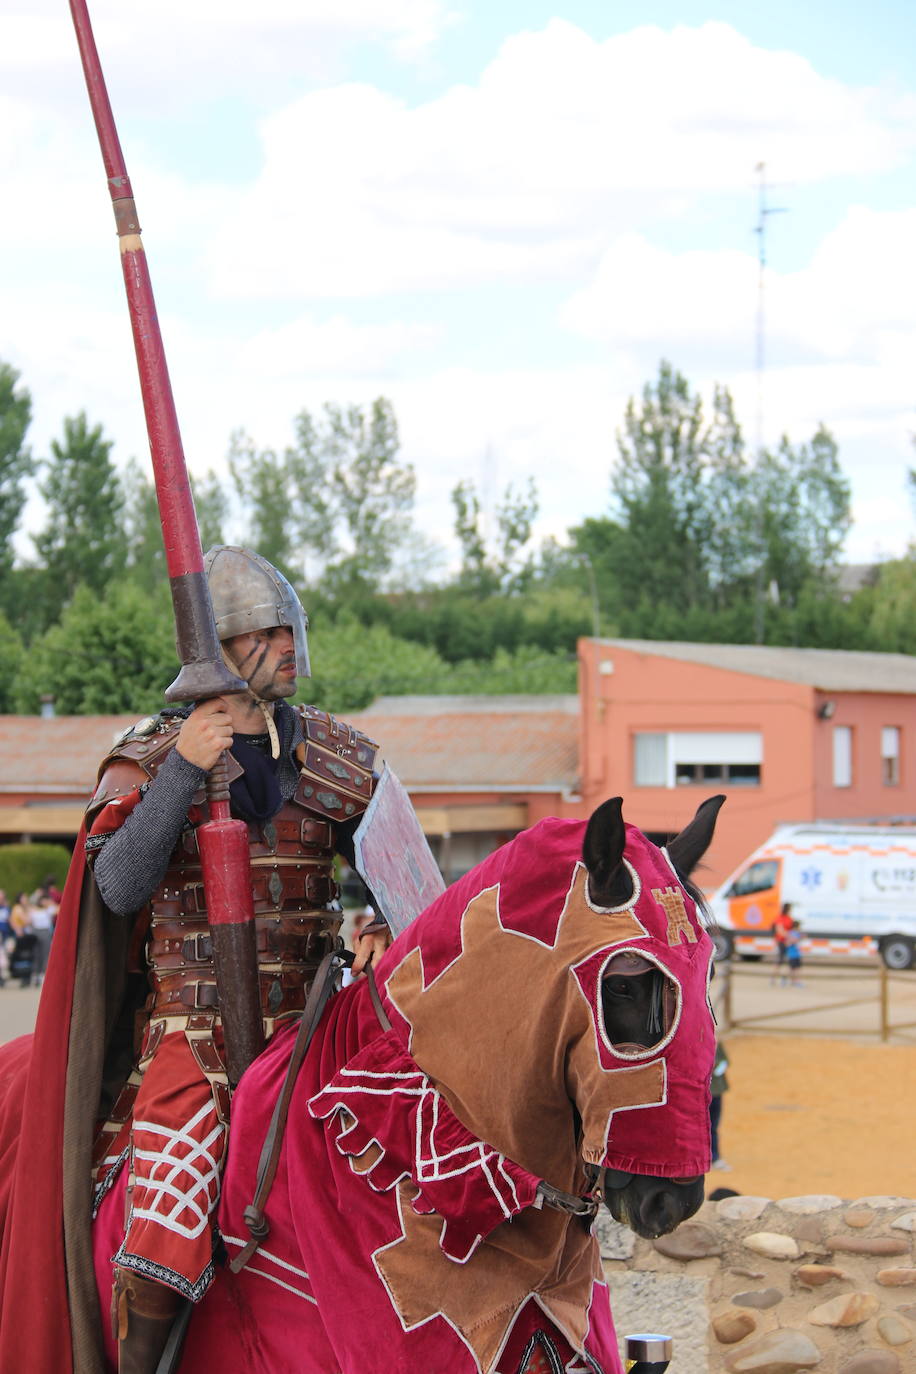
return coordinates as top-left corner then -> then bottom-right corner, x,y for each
84,546 -> 388,1374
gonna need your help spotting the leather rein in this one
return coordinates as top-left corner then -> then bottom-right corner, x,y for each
230,949 -> 598,1273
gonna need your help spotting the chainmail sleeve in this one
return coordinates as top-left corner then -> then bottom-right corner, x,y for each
93,748 -> 206,916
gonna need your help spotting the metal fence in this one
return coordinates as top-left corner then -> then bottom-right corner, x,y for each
714,958 -> 916,1043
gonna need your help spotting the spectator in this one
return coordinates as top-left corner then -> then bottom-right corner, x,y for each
29,896 -> 55,987
0,892 -> 10,987
783,919 -> 804,987
771,901 -> 794,982
42,875 -> 63,905
9,893 -> 33,938
710,1039 -> 731,1170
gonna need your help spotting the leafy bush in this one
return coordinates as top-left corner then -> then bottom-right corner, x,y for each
0,842 -> 72,901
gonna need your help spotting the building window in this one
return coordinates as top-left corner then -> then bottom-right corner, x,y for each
674,762 -> 761,787
634,733 -> 667,786
833,725 -> 853,787
634,731 -> 762,788
882,726 -> 901,785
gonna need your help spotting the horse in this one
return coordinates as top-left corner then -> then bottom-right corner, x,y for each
0,793 -> 722,1374
88,793 -> 724,1374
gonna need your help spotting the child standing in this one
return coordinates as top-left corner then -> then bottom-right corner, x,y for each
783,919 -> 803,986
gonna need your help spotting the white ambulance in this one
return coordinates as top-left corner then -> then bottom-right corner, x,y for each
707,823 -> 916,969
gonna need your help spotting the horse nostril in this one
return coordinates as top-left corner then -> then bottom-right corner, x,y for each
638,1186 -> 686,1237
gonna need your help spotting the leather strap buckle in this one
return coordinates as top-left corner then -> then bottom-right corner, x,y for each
182,931 -> 213,964
179,981 -> 218,1010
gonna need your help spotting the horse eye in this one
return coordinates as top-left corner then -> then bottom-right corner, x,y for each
599,958 -> 680,1054
603,977 -> 635,998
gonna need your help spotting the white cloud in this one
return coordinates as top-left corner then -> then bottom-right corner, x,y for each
4,14 -> 915,573
239,315 -> 439,379
561,206 -> 916,363
0,1 -> 457,90
206,19 -> 916,300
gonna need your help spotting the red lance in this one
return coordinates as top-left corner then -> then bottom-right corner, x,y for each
69,0 -> 265,1085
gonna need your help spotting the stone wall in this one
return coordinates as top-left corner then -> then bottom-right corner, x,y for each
596,1194 -> 916,1374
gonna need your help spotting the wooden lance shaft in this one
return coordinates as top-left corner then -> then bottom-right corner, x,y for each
69,0 -> 264,1084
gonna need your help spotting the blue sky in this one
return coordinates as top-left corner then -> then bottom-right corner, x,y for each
2,1 -> 914,575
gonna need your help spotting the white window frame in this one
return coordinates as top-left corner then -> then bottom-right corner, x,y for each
634,731 -> 763,789
882,726 -> 901,786
833,725 -> 853,788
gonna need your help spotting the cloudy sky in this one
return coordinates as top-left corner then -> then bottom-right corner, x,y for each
3,0 -> 915,572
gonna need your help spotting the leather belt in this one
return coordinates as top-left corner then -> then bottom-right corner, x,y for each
150,970 -> 313,1018
149,921 -> 339,972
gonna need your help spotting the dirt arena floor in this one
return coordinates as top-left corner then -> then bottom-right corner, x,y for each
713,1033 -> 916,1200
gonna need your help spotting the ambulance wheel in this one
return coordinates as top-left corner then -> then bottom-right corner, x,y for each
710,929 -> 734,962
880,936 -> 915,971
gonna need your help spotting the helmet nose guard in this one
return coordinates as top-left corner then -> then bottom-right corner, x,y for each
204,545 -> 311,679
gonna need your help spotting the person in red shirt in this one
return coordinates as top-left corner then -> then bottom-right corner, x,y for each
772,901 -> 794,981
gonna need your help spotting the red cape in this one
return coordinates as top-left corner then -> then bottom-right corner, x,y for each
0,822 -> 129,1372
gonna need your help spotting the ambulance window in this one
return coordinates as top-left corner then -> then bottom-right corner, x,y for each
727,859 -> 778,897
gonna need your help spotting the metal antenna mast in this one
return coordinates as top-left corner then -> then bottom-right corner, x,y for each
753,161 -> 787,456
752,162 -> 787,643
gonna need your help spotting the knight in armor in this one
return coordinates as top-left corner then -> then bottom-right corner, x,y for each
84,546 -> 388,1374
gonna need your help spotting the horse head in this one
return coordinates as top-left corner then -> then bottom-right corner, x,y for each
582,793 -> 725,1237
374,793 -> 725,1244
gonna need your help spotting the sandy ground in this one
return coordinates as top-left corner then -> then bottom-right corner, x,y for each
2,981 -> 913,1202
713,1033 -> 916,1201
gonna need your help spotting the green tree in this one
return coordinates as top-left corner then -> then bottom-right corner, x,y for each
32,412 -> 127,622
570,362 -> 852,642
122,461 -> 230,587
122,458 -> 166,589
864,554 -> 916,654
703,386 -> 753,602
313,398 -> 415,592
12,581 -> 177,715
305,615 -> 450,711
0,612 -> 25,710
607,360 -> 711,614
0,362 -> 33,585
452,480 -> 490,591
450,476 -> 539,594
444,644 -> 576,694
233,398 -> 416,596
229,431 -> 298,575
192,468 -> 229,553
749,426 -> 851,609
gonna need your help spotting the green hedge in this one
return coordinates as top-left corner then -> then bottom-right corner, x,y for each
0,843 -> 72,902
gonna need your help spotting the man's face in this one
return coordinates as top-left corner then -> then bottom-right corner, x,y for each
223,625 -> 298,701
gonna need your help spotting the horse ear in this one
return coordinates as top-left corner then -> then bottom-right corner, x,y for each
666,795 -> 726,877
583,797 -> 632,907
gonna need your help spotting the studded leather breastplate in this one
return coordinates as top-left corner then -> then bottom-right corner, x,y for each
89,704 -> 378,1025
147,792 -> 343,1022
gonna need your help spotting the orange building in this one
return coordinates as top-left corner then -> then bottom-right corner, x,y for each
579,640 -> 916,888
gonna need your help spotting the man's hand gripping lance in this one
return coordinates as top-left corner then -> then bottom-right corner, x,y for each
69,0 -> 264,1086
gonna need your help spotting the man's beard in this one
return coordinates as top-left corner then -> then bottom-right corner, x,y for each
253,660 -> 297,702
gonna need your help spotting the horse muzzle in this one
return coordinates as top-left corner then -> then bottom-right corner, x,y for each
600,1169 -> 705,1239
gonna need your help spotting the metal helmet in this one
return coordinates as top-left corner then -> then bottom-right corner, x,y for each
204,545 -> 310,678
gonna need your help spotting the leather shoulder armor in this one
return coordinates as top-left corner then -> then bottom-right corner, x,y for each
87,713 -> 185,816
293,705 -> 379,824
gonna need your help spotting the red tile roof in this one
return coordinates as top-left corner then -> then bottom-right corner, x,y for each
0,696 -> 581,797
353,696 -> 579,790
